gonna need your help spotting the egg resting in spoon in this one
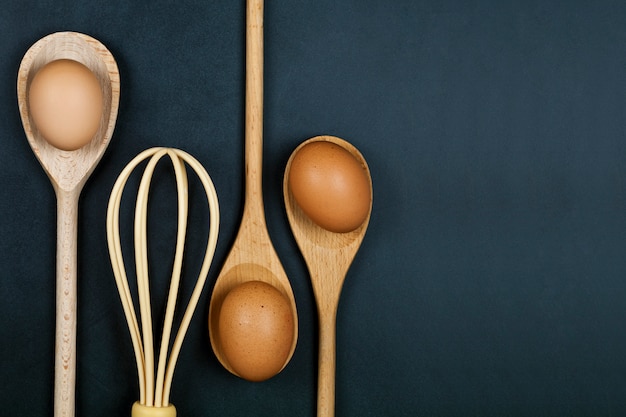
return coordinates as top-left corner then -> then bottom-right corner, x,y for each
218,280 -> 295,382
288,140 -> 371,233
28,59 -> 103,151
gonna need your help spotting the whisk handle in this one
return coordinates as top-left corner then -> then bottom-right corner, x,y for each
131,402 -> 176,417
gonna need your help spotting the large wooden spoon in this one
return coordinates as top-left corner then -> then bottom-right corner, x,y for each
208,0 -> 298,380
284,135 -> 373,417
17,32 -> 120,417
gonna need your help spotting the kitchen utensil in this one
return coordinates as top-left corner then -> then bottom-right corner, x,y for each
106,147 -> 220,417
17,31 -> 120,417
208,0 -> 298,380
284,135 -> 373,417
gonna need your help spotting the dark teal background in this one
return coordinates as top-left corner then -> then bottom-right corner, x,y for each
2,1 -> 626,416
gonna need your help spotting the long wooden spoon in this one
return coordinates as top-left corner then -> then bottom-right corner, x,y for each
284,135 -> 373,417
208,0 -> 298,379
17,32 -> 120,417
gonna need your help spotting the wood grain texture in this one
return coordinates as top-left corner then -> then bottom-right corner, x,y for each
17,32 -> 120,417
54,188 -> 79,417
284,135 -> 373,417
208,0 -> 298,379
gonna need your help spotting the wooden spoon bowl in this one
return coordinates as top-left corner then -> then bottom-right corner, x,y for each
284,136 -> 372,255
17,31 -> 120,417
284,135 -> 372,417
18,31 -> 119,190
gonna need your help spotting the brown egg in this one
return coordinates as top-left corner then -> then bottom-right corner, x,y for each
289,140 -> 371,233
218,281 -> 295,382
28,59 -> 103,151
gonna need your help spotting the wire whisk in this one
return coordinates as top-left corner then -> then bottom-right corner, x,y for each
106,147 -> 219,416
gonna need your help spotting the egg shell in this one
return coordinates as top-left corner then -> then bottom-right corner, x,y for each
28,59 -> 103,151
218,280 -> 295,382
289,140 -> 371,233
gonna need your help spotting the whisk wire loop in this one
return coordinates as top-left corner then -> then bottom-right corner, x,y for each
106,147 -> 220,409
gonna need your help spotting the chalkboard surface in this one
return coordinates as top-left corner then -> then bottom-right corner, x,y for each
2,1 -> 626,416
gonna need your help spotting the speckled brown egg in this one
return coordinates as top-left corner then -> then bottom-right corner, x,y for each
28,59 -> 103,151
289,140 -> 371,233
218,280 -> 295,382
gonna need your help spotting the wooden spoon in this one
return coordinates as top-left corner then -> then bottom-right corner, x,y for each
17,32 -> 120,417
208,0 -> 298,379
284,135 -> 373,417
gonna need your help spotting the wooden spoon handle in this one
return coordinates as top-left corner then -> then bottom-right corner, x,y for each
244,0 -> 264,210
54,188 -> 80,417
317,308 -> 338,417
